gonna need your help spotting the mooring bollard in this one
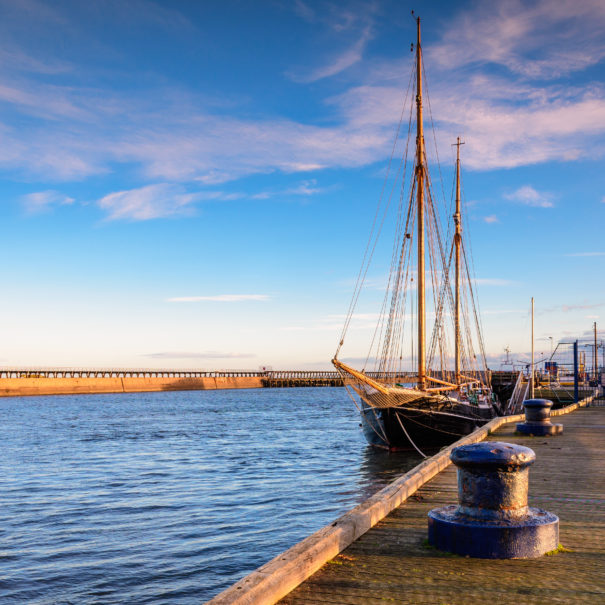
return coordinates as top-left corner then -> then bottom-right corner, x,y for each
516,398 -> 563,436
427,441 -> 559,558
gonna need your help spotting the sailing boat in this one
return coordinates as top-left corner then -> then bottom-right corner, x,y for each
332,17 -> 501,453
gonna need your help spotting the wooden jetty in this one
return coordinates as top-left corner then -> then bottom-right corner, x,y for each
208,396 -> 604,604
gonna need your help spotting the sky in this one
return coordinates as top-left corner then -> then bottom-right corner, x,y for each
0,0 -> 604,370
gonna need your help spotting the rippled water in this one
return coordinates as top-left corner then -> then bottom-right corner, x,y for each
0,387 -> 422,603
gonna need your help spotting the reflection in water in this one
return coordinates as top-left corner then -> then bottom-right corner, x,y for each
356,446 -> 424,501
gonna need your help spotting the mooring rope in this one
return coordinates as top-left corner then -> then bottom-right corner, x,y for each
395,411 -> 428,458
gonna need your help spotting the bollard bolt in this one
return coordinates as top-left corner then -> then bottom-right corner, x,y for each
427,441 -> 559,558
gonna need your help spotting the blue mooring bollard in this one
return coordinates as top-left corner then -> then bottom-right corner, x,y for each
516,399 -> 563,436
428,441 -> 559,558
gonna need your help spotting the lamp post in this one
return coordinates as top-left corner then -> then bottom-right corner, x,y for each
548,337 -> 553,386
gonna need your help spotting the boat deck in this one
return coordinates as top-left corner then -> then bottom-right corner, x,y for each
279,406 -> 605,604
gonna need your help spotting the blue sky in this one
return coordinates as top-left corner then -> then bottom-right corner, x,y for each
0,0 -> 604,369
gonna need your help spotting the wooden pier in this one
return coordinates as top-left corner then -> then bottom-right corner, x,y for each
207,397 -> 604,604
279,404 -> 605,604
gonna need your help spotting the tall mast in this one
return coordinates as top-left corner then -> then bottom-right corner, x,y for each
454,137 -> 464,385
415,16 -> 426,390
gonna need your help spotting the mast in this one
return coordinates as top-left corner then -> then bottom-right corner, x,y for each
454,137 -> 464,385
415,16 -> 426,390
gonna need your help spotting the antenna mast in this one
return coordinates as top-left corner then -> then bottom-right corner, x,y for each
594,321 -> 598,383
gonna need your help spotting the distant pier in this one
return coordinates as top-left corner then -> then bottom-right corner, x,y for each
0,368 -> 348,397
0,368 -> 596,399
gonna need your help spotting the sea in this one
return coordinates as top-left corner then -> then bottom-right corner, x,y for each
0,387 -> 423,603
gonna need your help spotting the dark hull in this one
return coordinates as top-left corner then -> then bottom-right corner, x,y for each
360,398 -> 499,451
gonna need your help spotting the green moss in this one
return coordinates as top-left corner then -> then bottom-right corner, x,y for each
545,543 -> 573,556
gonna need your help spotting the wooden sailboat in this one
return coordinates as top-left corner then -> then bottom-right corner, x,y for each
333,17 -> 501,452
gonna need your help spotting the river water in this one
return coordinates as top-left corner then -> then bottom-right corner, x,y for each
0,387 -> 422,603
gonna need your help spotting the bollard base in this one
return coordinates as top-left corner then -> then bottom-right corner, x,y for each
516,422 -> 563,436
428,505 -> 559,559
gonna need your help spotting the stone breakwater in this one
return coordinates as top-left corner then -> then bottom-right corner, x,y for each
0,375 -> 264,397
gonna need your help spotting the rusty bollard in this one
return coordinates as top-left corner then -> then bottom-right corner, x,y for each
428,442 -> 558,558
516,399 -> 563,436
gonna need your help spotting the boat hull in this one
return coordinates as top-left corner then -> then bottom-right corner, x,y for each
360,398 -> 498,451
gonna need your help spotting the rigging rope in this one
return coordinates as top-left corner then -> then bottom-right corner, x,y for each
335,66 -> 415,358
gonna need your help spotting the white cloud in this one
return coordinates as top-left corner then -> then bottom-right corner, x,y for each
21,190 -> 74,214
167,295 -> 270,303
504,186 -> 553,208
0,0 -> 604,186
428,0 -> 605,79
97,183 -> 200,220
484,215 -> 498,223
252,179 -> 327,199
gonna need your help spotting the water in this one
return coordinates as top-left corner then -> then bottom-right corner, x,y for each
0,387 -> 423,603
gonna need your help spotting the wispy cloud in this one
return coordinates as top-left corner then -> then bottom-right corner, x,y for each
475,278 -> 519,287
292,26 -> 373,83
288,2 -> 376,82
482,308 -> 526,315
293,0 -> 315,22
428,0 -> 605,79
420,0 -> 605,169
565,252 -> 605,257
98,183 -> 200,221
541,301 -> 605,314
561,302 -> 605,312
166,294 -> 270,303
282,311 -> 382,333
504,186 -> 554,208
252,179 -> 327,200
144,351 -> 255,359
0,0 -> 604,187
484,215 -> 498,223
21,190 -> 74,214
